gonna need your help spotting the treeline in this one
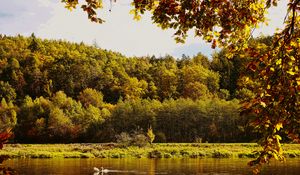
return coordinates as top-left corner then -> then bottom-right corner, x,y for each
14,94 -> 249,143
0,34 -> 270,143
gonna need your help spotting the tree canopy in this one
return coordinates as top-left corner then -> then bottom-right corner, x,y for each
63,0 -> 273,47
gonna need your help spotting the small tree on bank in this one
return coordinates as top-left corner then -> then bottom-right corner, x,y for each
147,126 -> 155,144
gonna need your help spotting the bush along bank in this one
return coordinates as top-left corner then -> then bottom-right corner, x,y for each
1,143 -> 300,159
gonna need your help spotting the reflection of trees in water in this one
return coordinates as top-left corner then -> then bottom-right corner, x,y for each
0,154 -> 18,175
147,159 -> 156,175
0,129 -> 17,175
0,165 -> 17,175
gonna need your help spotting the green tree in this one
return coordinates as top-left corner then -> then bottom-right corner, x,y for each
48,106 -> 74,142
0,98 -> 17,132
78,88 -> 104,108
179,63 -> 219,99
150,57 -> 178,100
15,96 -> 52,142
0,81 -> 16,102
147,126 -> 155,144
110,99 -> 161,135
121,77 -> 148,100
211,51 -> 240,97
182,82 -> 210,100
28,33 -> 41,52
156,98 -> 202,142
191,53 -> 211,69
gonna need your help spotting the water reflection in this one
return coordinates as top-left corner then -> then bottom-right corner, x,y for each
5,158 -> 300,175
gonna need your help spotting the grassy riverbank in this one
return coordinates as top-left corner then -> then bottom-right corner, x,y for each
1,143 -> 300,159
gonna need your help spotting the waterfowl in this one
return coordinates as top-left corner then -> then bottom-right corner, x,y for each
93,167 -> 109,173
93,167 -> 100,172
101,167 -> 109,173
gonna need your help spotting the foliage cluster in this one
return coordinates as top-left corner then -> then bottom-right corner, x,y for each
0,35 -> 268,143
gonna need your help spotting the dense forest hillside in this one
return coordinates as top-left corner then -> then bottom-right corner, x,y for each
0,34 -> 270,143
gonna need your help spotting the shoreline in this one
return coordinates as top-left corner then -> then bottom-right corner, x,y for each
1,143 -> 300,159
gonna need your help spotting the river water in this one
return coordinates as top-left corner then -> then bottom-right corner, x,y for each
5,158 -> 300,175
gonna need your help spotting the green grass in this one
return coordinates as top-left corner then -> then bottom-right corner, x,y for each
1,143 -> 300,159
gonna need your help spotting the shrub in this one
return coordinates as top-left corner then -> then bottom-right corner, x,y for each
132,134 -> 148,147
170,150 -> 178,155
80,153 -> 95,158
238,152 -> 256,158
149,150 -> 162,158
30,152 -> 52,158
116,132 -> 132,147
180,150 -> 190,157
212,150 -> 232,158
116,131 -> 149,147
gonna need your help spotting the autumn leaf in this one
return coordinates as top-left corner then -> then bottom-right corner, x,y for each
275,122 -> 283,131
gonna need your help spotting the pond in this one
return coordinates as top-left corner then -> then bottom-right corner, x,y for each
5,158 -> 300,175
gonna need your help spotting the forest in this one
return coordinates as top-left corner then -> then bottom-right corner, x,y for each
0,34 -> 272,143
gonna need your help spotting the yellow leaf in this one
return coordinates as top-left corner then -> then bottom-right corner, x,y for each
273,153 -> 279,160
245,77 -> 249,82
260,93 -> 264,97
276,59 -> 282,65
291,41 -> 297,47
287,70 -> 295,75
275,122 -> 283,131
260,101 -> 266,107
133,15 -> 141,21
275,134 -> 282,141
290,56 -> 296,61
129,9 -> 136,15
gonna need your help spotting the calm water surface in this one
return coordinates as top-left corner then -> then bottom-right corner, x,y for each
5,158 -> 300,175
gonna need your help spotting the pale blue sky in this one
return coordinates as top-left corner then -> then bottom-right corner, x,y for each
0,0 -> 288,58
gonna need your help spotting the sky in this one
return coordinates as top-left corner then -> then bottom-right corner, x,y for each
0,0 -> 288,58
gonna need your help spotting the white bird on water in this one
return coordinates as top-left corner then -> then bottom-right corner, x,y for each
93,167 -> 109,174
